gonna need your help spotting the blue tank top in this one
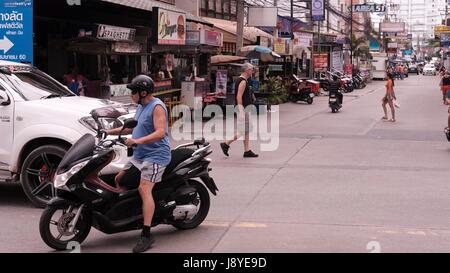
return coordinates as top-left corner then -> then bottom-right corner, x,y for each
132,98 -> 171,166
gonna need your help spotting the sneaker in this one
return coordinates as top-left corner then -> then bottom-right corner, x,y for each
243,150 -> 259,158
220,143 -> 230,157
132,235 -> 155,253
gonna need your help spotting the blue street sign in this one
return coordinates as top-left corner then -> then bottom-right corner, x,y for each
0,0 -> 33,64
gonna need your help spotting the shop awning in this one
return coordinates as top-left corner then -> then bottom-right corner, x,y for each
99,0 -> 213,26
211,55 -> 247,64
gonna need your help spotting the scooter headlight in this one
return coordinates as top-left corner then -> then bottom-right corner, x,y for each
54,161 -> 89,189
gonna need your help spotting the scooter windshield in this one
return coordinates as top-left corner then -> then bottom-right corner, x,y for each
57,134 -> 95,174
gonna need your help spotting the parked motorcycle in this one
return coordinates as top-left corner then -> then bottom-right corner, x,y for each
39,115 -> 218,251
289,75 -> 314,104
352,73 -> 366,89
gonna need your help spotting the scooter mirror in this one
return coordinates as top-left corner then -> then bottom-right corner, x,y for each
123,118 -> 138,130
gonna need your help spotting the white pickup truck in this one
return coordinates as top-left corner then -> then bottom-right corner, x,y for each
0,61 -> 133,207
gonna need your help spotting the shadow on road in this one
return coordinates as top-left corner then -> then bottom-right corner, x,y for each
75,226 -> 207,253
0,183 -> 34,208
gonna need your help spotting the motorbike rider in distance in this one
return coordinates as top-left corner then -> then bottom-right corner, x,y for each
105,75 -> 171,253
328,74 -> 343,105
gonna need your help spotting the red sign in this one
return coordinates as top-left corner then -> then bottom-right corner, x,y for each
201,30 -> 223,47
154,80 -> 172,89
314,53 -> 328,72
344,64 -> 353,75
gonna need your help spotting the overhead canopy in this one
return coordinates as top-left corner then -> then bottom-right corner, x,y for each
100,0 -> 213,26
211,55 -> 248,64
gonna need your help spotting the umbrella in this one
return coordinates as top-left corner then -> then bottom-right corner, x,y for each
238,46 -> 281,62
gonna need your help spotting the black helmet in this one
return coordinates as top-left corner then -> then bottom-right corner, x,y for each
127,75 -> 155,94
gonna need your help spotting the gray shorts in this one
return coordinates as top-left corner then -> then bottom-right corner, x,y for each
124,160 -> 166,183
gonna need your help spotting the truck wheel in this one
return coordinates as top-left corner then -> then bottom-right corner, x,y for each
21,145 -> 67,208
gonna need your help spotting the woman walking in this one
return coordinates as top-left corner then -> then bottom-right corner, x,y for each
382,73 -> 397,122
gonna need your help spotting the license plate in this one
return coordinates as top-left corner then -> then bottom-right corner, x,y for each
309,93 -> 314,98
330,98 -> 337,102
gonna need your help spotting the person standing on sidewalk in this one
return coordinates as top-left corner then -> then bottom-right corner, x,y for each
220,63 -> 259,158
382,73 -> 397,122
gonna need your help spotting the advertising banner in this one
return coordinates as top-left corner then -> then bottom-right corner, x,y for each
153,7 -> 186,45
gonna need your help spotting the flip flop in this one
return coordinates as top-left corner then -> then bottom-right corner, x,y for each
381,117 -> 388,120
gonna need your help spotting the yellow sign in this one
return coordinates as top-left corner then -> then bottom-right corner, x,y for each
435,25 -> 450,34
274,39 -> 287,54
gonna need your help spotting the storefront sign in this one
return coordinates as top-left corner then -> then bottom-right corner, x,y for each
331,50 -> 343,72
388,42 -> 398,48
335,34 -> 346,45
442,34 -> 450,47
268,64 -> 283,72
352,4 -> 386,13
258,36 -> 273,49
96,24 -> 136,42
111,41 -> 142,53
380,22 -> 405,33
313,53 -> 328,72
0,0 -> 33,63
311,0 -> 325,21
200,29 -> 223,47
186,30 -> 200,45
154,80 -> 172,90
344,64 -> 353,75
215,70 -> 227,98
293,32 -> 313,48
274,38 -> 290,55
435,25 -> 450,34
153,7 -> 186,45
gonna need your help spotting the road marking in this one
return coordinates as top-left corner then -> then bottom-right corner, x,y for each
202,221 -> 268,229
234,222 -> 267,228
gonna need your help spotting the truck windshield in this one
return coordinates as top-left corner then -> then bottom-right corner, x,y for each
0,66 -> 75,101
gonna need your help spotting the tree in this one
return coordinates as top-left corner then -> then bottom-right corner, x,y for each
350,34 -> 369,63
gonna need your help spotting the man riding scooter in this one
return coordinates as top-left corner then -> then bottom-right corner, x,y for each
328,75 -> 343,113
106,75 -> 171,253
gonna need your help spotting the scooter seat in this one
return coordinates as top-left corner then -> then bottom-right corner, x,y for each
163,148 -> 195,178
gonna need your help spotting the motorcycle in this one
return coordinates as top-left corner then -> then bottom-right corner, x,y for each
352,73 -> 366,89
39,113 -> 218,251
289,75 -> 314,104
329,92 -> 342,113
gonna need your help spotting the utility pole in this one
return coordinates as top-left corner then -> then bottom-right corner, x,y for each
273,0 -> 278,39
236,0 -> 245,53
350,0 -> 353,65
290,0 -> 294,75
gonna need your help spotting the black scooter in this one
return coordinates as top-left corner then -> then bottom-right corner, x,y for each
39,114 -> 218,251
329,92 -> 343,113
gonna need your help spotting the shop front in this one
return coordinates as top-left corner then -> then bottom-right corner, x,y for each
65,23 -> 150,100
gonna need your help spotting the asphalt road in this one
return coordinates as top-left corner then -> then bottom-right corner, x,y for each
1,73 -> 450,253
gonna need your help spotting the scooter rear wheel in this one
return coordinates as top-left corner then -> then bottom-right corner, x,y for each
39,206 -> 92,251
172,180 -> 210,230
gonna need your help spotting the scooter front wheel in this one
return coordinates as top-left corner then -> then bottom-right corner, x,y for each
39,205 -> 92,251
172,180 -> 210,230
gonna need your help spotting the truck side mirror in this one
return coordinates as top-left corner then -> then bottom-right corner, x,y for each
0,90 -> 10,106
